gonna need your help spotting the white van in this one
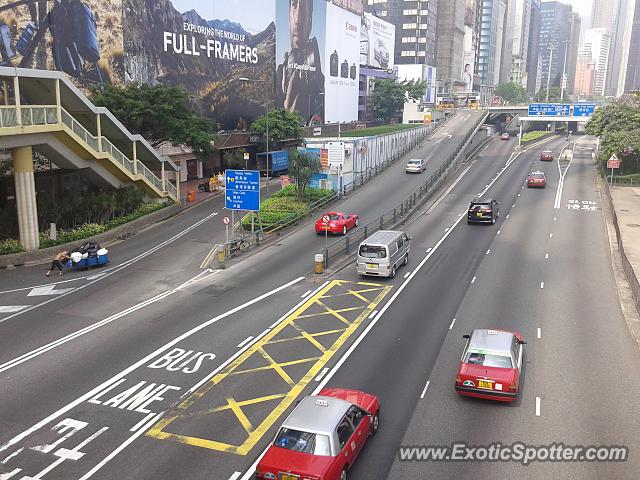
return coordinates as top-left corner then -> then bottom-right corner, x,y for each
357,230 -> 411,278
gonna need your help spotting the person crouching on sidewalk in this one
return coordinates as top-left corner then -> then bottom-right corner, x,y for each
46,250 -> 70,277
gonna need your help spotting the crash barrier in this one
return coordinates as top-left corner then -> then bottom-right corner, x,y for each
319,111 -> 489,268
599,162 -> 640,317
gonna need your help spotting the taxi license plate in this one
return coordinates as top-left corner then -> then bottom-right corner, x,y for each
476,212 -> 483,217
280,474 -> 299,480
477,380 -> 493,389
367,263 -> 377,269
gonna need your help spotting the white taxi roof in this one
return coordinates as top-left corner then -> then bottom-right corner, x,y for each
281,395 -> 351,436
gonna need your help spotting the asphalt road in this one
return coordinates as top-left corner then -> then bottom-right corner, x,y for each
0,111 -> 489,479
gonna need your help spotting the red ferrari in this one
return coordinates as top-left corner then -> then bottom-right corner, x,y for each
256,388 -> 380,480
455,329 -> 526,403
315,212 -> 359,235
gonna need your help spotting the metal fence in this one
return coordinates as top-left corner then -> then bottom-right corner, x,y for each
319,112 -> 489,267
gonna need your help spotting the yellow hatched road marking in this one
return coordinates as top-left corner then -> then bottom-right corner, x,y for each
146,279 -> 392,455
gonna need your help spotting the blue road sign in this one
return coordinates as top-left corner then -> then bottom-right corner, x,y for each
572,103 -> 596,116
225,169 -> 260,211
528,103 -> 570,116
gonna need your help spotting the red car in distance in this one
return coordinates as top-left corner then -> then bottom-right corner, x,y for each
315,212 -> 359,235
540,150 -> 554,161
255,388 -> 380,480
527,171 -> 547,188
455,329 -> 526,403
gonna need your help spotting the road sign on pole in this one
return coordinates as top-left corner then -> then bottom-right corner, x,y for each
225,169 -> 260,211
608,154 -> 620,187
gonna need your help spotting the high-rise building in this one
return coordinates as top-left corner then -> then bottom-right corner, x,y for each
582,28 -> 612,96
539,2 -> 572,92
478,0 -> 508,91
566,12 -> 581,96
624,0 -> 640,92
526,0 -> 542,93
365,0 -> 439,67
574,54 -> 597,98
499,0 -> 516,84
511,0 -> 532,87
436,0 -> 466,91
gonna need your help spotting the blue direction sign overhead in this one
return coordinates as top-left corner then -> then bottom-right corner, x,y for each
528,103 -> 571,116
225,169 -> 260,211
572,103 -> 596,116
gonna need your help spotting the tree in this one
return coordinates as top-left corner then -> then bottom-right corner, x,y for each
586,93 -> 640,173
251,109 -> 304,147
494,82 -> 529,104
289,150 -> 321,201
91,83 -> 217,158
532,86 -> 568,103
373,79 -> 428,123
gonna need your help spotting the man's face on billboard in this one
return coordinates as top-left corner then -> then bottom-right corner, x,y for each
289,0 -> 313,50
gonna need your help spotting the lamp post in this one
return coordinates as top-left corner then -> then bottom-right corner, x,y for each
237,77 -> 271,195
560,40 -> 571,101
545,45 -> 554,103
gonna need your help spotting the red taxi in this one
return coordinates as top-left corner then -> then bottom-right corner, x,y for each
455,329 -> 526,403
256,388 -> 380,480
540,150 -> 554,161
527,171 -> 547,188
315,212 -> 359,235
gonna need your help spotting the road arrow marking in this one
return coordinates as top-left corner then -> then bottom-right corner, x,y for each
0,306 -> 31,313
28,285 -> 74,297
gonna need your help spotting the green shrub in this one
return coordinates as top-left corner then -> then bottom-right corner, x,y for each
0,239 -> 24,255
607,173 -> 640,185
522,131 -> 550,142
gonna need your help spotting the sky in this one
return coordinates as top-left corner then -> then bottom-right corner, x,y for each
560,0 -> 593,22
170,0 -> 276,33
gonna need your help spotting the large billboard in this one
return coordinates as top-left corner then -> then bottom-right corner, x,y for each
324,2 -> 359,123
124,0 -> 276,130
360,13 -> 395,70
396,64 -> 437,104
0,0 -> 124,85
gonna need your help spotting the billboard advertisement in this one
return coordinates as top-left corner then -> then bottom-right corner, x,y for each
0,0 -> 124,85
324,1 -> 359,123
276,0 -> 326,126
463,50 -> 475,92
329,0 -> 363,15
125,0 -> 276,130
396,64 -> 436,104
360,12 -> 394,70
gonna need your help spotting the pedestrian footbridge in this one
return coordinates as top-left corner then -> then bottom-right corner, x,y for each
0,67 -> 179,251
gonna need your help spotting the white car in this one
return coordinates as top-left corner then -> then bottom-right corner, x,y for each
406,158 -> 427,173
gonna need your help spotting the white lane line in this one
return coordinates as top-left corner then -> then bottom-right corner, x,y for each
0,211 -> 220,324
300,289 -> 312,298
420,380 -> 431,399
518,193 -> 521,197
497,230 -> 501,235
0,276 -> 305,455
536,397 -> 542,416
449,318 -> 456,330
239,144 -> 527,480
537,328 -> 542,339
554,217 -> 557,221
426,248 -> 432,253
505,214 -> 509,219
0,277 -> 83,295
486,249 -> 491,255
129,412 -> 155,432
512,204 -> 515,208
0,305 -> 30,313
545,253 -> 549,259
553,136 -> 586,209
471,276 -> 477,284
368,309 -> 378,319
540,282 -> 545,289
237,336 -> 254,349
404,271 -> 411,279
549,233 -> 553,238
315,367 -> 329,382
444,227 -> 450,232
228,473 -> 242,480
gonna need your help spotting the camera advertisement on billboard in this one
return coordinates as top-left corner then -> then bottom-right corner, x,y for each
125,0 -> 276,130
360,12 -> 394,70
0,0 -> 124,85
275,0 -> 326,126
324,1 -> 359,123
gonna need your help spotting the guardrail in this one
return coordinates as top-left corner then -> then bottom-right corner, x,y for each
319,111 -> 489,267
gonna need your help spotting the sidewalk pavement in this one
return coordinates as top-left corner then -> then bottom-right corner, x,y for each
608,185 -> 640,350
179,178 -> 221,204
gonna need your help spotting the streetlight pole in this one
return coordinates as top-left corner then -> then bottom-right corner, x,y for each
546,45 -> 554,103
560,40 -> 570,101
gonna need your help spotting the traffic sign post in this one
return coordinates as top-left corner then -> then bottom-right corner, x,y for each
607,155 -> 620,187
528,103 -> 571,117
225,169 -> 260,241
323,214 -> 330,251
573,104 -> 596,117
223,215 -> 230,244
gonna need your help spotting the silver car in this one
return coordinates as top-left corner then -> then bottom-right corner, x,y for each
406,158 -> 427,173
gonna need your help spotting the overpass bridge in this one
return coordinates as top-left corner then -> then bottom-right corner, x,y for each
0,67 -> 179,251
